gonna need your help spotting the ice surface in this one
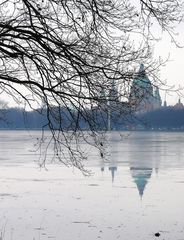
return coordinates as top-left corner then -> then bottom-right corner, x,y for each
0,131 -> 184,239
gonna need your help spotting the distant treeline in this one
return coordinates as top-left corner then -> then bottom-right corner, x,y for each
138,107 -> 184,130
0,108 -> 48,129
0,106 -> 184,130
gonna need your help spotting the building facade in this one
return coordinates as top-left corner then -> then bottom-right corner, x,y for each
129,64 -> 162,113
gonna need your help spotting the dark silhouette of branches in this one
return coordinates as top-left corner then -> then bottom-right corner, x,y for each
0,0 -> 183,172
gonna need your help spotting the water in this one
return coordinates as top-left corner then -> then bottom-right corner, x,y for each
0,130 -> 184,240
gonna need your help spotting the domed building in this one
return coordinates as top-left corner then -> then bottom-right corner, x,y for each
129,64 -> 162,113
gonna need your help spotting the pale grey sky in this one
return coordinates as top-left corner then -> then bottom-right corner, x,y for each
130,0 -> 184,106
154,27 -> 184,106
1,0 -> 184,108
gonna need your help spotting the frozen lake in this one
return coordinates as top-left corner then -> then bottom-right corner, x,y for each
0,130 -> 184,240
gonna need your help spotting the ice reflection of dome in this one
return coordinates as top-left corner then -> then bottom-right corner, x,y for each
109,166 -> 117,182
130,167 -> 152,197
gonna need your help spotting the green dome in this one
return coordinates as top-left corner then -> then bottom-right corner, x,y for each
129,64 -> 153,102
133,64 -> 152,89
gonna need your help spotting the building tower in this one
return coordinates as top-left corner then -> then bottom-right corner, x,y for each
109,79 -> 119,108
129,64 -> 161,112
174,98 -> 184,109
153,86 -> 162,109
98,87 -> 107,109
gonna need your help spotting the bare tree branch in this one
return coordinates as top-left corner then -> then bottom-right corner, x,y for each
0,0 -> 183,172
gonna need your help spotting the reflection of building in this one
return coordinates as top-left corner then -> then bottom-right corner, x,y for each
100,140 -> 118,182
109,166 -> 117,182
130,167 -> 153,198
129,64 -> 162,113
100,166 -> 117,182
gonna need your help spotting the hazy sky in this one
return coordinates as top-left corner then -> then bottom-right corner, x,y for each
3,35 -> 184,108
155,28 -> 184,106
133,0 -> 184,106
1,1 -> 184,108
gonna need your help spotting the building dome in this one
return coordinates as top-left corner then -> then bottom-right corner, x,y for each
129,64 -> 153,107
133,64 -> 153,90
129,64 -> 161,112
